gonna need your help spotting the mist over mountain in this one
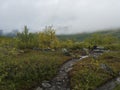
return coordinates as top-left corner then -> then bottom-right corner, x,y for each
0,0 -> 120,34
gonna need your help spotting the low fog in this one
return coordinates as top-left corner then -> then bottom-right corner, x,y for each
0,0 -> 120,34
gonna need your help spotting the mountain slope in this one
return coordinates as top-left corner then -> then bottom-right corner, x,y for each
57,29 -> 120,41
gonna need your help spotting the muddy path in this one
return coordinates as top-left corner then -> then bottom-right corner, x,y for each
35,56 -> 88,90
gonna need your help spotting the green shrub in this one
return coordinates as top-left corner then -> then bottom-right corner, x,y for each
104,43 -> 120,50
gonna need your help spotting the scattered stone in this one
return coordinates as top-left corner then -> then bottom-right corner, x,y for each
56,81 -> 62,85
100,63 -> 114,76
96,77 -> 120,90
96,81 -> 116,90
65,67 -> 72,72
62,48 -> 68,53
36,87 -> 43,90
62,48 -> 71,56
51,49 -> 55,52
100,64 -> 106,70
42,81 -> 51,88
36,56 -> 88,90
119,72 -> 120,76
18,50 -> 24,53
33,47 -> 42,51
116,77 -> 120,83
57,85 -> 61,89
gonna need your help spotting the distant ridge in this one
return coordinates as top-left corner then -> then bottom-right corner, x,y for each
57,29 -> 120,41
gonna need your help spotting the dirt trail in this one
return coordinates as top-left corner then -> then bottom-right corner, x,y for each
35,56 -> 88,90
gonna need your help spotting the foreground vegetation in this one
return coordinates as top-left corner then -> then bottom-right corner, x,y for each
0,49 -> 71,90
69,51 -> 120,90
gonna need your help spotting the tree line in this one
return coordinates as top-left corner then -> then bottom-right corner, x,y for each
0,26 -> 120,50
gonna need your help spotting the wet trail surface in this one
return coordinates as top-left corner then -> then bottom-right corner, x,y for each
35,56 -> 88,90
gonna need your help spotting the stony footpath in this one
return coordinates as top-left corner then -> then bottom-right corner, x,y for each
35,52 -> 120,90
35,56 -> 88,90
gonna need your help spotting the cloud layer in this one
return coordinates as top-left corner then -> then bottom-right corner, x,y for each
0,0 -> 120,34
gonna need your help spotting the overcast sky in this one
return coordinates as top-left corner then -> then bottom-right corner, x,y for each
0,0 -> 120,34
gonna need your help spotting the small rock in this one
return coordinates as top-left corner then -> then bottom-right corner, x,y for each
51,49 -> 55,52
36,87 -> 43,90
119,72 -> 120,76
63,80 -> 65,82
18,50 -> 24,53
57,85 -> 61,89
66,67 -> 72,72
116,77 -> 120,83
100,64 -> 106,69
56,81 -> 62,85
64,76 -> 68,79
50,86 -> 56,90
67,88 -> 70,90
42,82 -> 51,88
70,63 -> 73,66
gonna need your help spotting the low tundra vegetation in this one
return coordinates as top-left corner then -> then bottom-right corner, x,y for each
0,50 -> 71,90
69,51 -> 120,90
0,26 -> 120,90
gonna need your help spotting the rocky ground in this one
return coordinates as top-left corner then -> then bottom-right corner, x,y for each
35,56 -> 88,90
35,52 -> 120,90
96,77 -> 120,90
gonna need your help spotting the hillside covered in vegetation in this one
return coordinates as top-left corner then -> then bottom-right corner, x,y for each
57,29 -> 120,41
0,26 -> 120,90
